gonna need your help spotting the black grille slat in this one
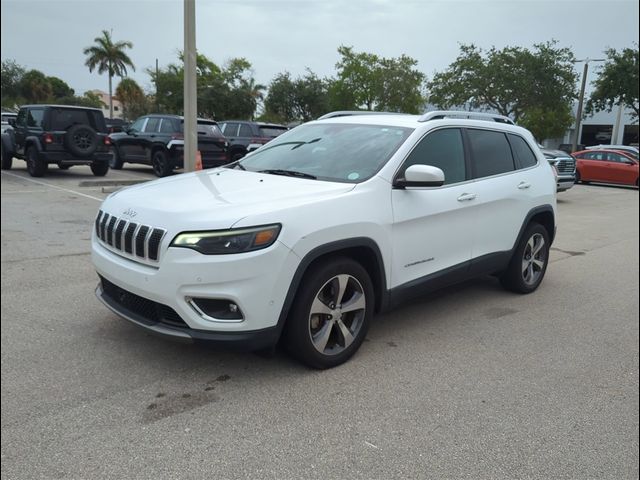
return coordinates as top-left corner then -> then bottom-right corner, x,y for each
95,211 -> 103,237
100,276 -> 188,328
97,214 -> 163,263
106,217 -> 117,246
114,220 -> 127,250
124,223 -> 137,254
148,229 -> 165,261
135,226 -> 150,257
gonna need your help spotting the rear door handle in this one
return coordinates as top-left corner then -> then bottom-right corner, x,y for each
457,193 -> 477,202
518,181 -> 531,190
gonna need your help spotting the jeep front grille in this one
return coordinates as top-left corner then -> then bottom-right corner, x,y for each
95,210 -> 166,263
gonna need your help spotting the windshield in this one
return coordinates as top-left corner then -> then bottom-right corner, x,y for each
236,123 -> 413,183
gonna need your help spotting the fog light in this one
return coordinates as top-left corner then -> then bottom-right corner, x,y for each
186,297 -> 244,322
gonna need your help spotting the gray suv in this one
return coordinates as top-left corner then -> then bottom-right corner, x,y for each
542,148 -> 575,192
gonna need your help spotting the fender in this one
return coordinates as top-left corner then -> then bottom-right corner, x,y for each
512,204 -> 556,250
24,136 -> 44,153
274,237 -> 388,335
1,132 -> 15,157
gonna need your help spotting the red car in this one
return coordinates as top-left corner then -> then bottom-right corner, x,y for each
572,149 -> 639,187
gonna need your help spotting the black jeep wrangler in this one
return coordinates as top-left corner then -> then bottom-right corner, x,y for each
0,104 -> 113,177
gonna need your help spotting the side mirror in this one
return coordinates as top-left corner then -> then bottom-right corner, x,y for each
623,160 -> 636,165
394,164 -> 445,188
8,118 -> 16,127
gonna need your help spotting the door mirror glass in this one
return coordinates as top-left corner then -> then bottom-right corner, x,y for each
395,164 -> 445,188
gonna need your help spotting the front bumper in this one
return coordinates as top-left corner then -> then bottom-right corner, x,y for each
96,283 -> 279,349
92,235 -> 299,345
557,175 -> 575,192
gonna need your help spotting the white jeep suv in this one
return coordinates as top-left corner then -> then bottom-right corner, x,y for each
92,110 -> 556,368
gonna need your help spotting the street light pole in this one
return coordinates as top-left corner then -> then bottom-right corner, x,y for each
183,0 -> 197,172
571,58 -> 605,153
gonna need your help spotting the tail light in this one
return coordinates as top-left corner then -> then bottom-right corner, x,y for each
172,134 -> 184,140
104,136 -> 112,146
43,133 -> 54,144
250,137 -> 270,145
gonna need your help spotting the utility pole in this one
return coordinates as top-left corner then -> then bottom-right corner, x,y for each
571,58 -> 605,153
183,0 -> 197,172
155,58 -> 159,113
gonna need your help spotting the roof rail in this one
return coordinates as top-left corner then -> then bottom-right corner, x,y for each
418,110 -> 515,125
317,110 -> 399,120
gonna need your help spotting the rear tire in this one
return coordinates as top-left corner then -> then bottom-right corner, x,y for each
90,162 -> 109,177
26,147 -> 47,177
575,170 -> 581,183
500,223 -> 550,294
1,142 -> 12,170
151,149 -> 171,177
283,257 -> 374,369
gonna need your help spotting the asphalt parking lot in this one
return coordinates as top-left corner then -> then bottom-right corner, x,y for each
1,164 -> 638,480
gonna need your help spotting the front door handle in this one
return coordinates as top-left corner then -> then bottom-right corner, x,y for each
518,181 -> 531,190
457,193 -> 477,202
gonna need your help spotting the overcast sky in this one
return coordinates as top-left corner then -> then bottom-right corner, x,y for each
1,0 -> 638,97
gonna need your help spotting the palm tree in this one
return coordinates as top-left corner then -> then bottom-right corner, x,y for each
83,30 -> 135,119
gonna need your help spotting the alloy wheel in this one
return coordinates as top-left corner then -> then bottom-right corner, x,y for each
522,233 -> 546,286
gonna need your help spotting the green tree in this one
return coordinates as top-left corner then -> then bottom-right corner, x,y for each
115,77 -> 146,120
20,69 -> 52,103
263,72 -> 297,123
1,59 -> 26,107
149,52 -> 262,120
83,30 -> 135,118
587,45 -> 639,121
57,91 -> 106,109
427,41 -> 578,141
47,76 -> 74,99
331,46 -> 381,111
329,46 -> 426,113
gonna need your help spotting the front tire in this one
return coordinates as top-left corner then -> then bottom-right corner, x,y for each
500,223 -> 550,294
151,149 -> 172,177
110,147 -> 123,169
284,257 -> 374,369
26,147 -> 47,177
90,162 -> 109,176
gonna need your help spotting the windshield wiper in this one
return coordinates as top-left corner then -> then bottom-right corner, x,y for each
259,169 -> 317,179
225,160 -> 246,170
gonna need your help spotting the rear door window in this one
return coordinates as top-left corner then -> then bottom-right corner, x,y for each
144,117 -> 161,133
159,118 -> 177,134
467,129 -> 515,178
238,124 -> 253,137
222,122 -> 239,136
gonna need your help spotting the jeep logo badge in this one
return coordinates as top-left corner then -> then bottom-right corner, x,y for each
122,208 -> 137,218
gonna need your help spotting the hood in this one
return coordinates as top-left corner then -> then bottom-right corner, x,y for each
100,168 -> 355,231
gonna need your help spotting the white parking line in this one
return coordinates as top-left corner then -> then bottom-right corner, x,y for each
1,171 -> 103,201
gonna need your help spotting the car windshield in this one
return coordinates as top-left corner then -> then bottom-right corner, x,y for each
235,123 -> 413,183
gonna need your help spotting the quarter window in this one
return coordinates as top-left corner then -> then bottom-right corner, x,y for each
27,109 -> 44,128
399,128 -> 466,185
468,129 -> 515,178
508,134 -> 537,169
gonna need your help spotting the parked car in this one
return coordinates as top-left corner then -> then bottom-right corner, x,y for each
109,114 -> 230,177
586,144 -> 639,158
1,112 -> 17,134
91,110 -> 557,368
0,104 -> 112,177
218,120 -> 288,160
573,149 -> 639,187
105,118 -> 128,134
541,148 -> 575,192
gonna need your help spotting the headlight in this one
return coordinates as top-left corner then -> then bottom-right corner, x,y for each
171,224 -> 281,255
